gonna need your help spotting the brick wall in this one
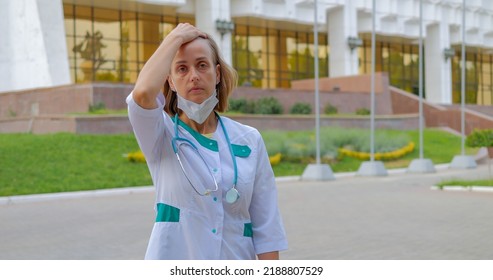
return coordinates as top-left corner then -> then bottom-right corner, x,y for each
232,87 -> 391,115
285,72 -> 393,115
0,83 -> 134,118
0,84 -> 92,117
0,80 -> 491,134
390,86 -> 493,134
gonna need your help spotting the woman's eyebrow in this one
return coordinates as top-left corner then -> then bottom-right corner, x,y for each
174,57 -> 209,64
195,57 -> 209,62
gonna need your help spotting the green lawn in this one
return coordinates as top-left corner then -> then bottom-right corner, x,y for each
270,128 -> 478,176
436,179 -> 493,188
0,128 -> 479,196
0,133 -> 151,196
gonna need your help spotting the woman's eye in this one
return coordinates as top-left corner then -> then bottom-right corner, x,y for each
198,63 -> 208,69
177,66 -> 187,73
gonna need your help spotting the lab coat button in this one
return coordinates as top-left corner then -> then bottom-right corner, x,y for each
212,229 -> 217,234
213,197 -> 218,202
212,168 -> 218,173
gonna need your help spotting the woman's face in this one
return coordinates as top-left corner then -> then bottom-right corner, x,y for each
169,38 -> 220,104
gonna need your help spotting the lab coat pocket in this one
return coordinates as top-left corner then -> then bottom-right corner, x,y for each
233,144 -> 255,186
243,222 -> 253,238
155,203 -> 180,222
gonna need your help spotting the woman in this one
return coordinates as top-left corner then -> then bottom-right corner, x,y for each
126,23 -> 287,260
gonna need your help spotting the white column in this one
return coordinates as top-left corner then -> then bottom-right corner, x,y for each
425,22 -> 452,104
327,1 -> 359,77
0,0 -> 70,92
195,0 -> 233,65
0,0 -> 12,91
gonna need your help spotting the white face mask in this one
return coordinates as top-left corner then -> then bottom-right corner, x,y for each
176,90 -> 219,124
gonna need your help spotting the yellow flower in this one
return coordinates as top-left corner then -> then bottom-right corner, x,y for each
269,153 -> 282,166
127,150 -> 146,163
338,142 -> 415,161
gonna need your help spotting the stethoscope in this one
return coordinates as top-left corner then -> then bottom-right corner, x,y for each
171,113 -> 239,204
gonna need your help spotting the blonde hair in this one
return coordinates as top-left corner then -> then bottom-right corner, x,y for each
163,34 -> 238,116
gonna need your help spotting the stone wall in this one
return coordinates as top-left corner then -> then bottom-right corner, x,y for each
0,114 -> 419,134
231,87 -> 375,115
390,86 -> 493,134
285,72 -> 393,115
0,78 -> 492,134
0,83 -> 134,118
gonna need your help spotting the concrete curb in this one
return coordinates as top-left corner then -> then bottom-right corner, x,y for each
0,176 -> 302,205
431,185 -> 493,192
0,163 -> 459,205
0,186 -> 154,205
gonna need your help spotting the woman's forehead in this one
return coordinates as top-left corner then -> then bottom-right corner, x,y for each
174,38 -> 214,63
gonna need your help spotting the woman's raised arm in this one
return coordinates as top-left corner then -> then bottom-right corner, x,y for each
132,23 -> 207,109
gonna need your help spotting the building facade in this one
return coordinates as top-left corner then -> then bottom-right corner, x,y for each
1,0 -> 493,105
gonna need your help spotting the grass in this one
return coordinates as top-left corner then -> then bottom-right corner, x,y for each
270,128 -> 478,176
0,133 -> 151,196
436,179 -> 493,188
0,128 -> 479,196
71,109 -> 128,116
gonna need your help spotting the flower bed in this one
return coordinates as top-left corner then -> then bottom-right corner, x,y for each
338,142 -> 415,161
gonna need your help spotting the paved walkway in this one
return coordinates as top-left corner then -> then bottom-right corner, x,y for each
0,164 -> 492,260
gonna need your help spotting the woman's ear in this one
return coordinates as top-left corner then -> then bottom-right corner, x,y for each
168,76 -> 176,91
216,64 -> 221,85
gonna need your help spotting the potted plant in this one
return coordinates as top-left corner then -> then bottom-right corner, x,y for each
466,129 -> 493,158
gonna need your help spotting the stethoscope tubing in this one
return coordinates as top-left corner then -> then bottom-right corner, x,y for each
172,113 -> 239,203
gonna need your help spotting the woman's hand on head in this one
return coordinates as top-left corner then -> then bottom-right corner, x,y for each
132,23 -> 207,109
168,23 -> 207,46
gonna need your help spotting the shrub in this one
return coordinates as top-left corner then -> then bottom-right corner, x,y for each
228,98 -> 246,112
324,103 -> 338,115
290,102 -> 312,114
89,102 -> 106,113
254,97 -> 283,114
355,108 -> 370,115
228,98 -> 255,113
263,127 -> 411,164
466,129 -> 493,147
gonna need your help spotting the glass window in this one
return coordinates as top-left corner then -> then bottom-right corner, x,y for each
160,22 -> 175,41
230,23 -> 328,89
233,33 -> 250,86
452,50 -> 479,104
93,8 -> 120,41
64,4 -> 75,36
65,3 -> 197,84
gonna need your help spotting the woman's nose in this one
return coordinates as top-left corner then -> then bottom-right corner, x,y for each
189,67 -> 200,82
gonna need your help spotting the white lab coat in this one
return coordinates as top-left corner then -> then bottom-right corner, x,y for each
126,93 -> 288,259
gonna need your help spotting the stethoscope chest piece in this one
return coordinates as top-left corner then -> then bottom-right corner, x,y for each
225,187 -> 239,204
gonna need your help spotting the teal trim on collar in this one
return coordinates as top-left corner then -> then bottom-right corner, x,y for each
174,118 -> 218,152
156,203 -> 180,222
232,144 -> 251,158
173,116 -> 251,156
